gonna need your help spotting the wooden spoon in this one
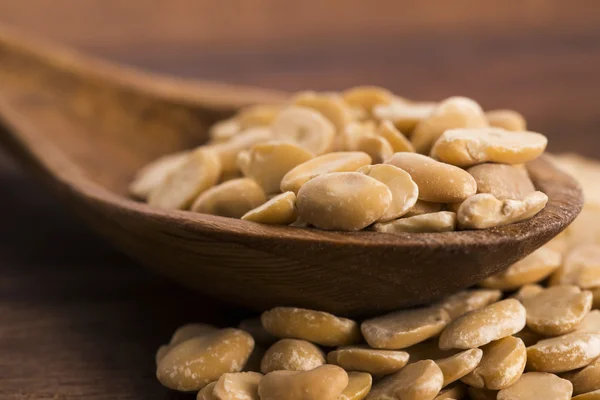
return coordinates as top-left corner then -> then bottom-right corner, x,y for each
0,26 -> 583,317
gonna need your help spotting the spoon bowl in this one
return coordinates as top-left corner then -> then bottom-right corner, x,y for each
0,26 -> 583,317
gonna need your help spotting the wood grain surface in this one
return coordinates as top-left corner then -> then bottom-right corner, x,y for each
0,1 -> 599,398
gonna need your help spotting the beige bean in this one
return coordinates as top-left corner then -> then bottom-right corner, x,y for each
237,104 -> 281,129
209,117 -> 241,143
373,102 -> 437,134
526,331 -> 600,373
129,150 -> 190,200
439,299 -> 526,350
260,339 -> 325,373
467,163 -> 535,201
272,106 -> 335,155
242,192 -> 297,225
435,348 -> 483,387
237,141 -> 314,193
170,323 -> 218,346
261,307 -> 361,347
212,127 -> 273,176
340,372 -> 373,400
376,120 -> 415,152
148,148 -> 222,210
238,318 -> 277,346
347,133 -> 395,164
434,382 -> 467,400
457,192 -> 548,230
578,310 -> 600,334
191,178 -> 266,218
343,86 -> 395,115
461,336 -> 526,390
480,246 -> 562,290
281,151 -> 372,194
359,164 -> 419,221
561,357 -> 600,395
362,306 -> 451,349
386,153 -> 477,203
372,212 -> 457,234
432,127 -> 547,168
436,289 -> 503,321
404,200 -> 444,218
328,346 -> 410,376
572,389 -> 600,400
467,387 -> 498,400
258,365 -> 348,400
366,360 -> 444,400
411,96 -> 488,154
157,328 -> 254,391
485,109 -> 527,131
523,285 -> 592,336
296,172 -> 393,231
497,372 -> 573,400
292,91 -> 354,132
213,372 -> 263,400
513,327 -> 543,347
550,244 -> 600,289
197,382 -> 219,400
513,284 -> 544,303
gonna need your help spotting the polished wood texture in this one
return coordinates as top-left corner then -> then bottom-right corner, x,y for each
0,1 -> 598,398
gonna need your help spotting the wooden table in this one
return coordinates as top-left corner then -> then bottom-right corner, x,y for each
1,1 -> 599,398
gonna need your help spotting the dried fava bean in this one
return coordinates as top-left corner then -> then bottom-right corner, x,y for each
343,86 -> 395,115
411,96 -> 488,154
260,339 -> 325,373
435,348 -> 483,387
261,307 -> 361,347
373,212 -> 457,234
130,150 -> 190,200
212,127 -> 272,176
513,284 -> 544,302
197,382 -> 219,400
292,91 -> 354,132
272,106 -> 335,155
436,289 -> 503,321
157,328 -> 254,391
550,244 -> 600,289
170,323 -> 218,346
572,390 -> 600,400
213,372 -> 263,400
359,164 -> 419,221
578,310 -> 600,334
281,152 -> 372,194
191,178 -> 266,218
485,109 -> 527,131
239,318 -> 277,346
386,153 -> 477,203
296,172 -> 392,231
431,127 -> 548,168
373,102 -> 437,134
238,104 -> 281,129
148,149 -> 222,210
439,299 -> 526,350
461,336 -> 526,390
467,387 -> 498,400
457,192 -> 548,230
347,133 -> 395,164
258,365 -> 348,400
522,285 -> 592,336
526,332 -> 600,373
467,163 -> 535,201
480,247 -> 562,290
497,372 -> 572,400
328,346 -> 410,376
340,372 -> 372,400
210,118 -> 242,143
562,357 -> 600,395
362,306 -> 451,349
404,200 -> 444,218
376,120 -> 415,152
366,360 -> 444,400
513,327 -> 542,347
404,339 -> 460,363
242,192 -> 297,225
237,142 -> 313,193
434,382 -> 467,400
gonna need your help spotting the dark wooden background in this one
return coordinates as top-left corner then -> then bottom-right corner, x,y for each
0,1 -> 599,398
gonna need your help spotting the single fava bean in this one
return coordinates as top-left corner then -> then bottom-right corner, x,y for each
261,307 -> 361,347
526,331 -> 600,373
522,285 -> 592,336
572,390 -> 600,400
562,357 -> 600,395
411,96 -> 488,154
148,148 -> 222,210
281,151 -> 372,194
156,328 -> 254,391
467,163 -> 535,201
578,310 -> 600,334
258,365 -> 348,400
191,178 -> 266,218
485,109 -> 527,131
347,133 -> 394,164
237,141 -> 314,193
296,172 -> 392,231
403,200 -> 444,218
513,284 -> 544,303
237,104 -> 281,129
213,372 -> 263,400
327,346 -> 410,376
212,127 -> 273,176
366,360 -> 444,400
467,387 -> 498,400
197,382 -> 219,400
292,91 -> 354,133
461,336 -> 526,390
457,191 -> 548,230
340,372 -> 373,400
359,164 -> 419,221
497,372 -> 573,400
550,244 -> 600,289
272,106 -> 335,155
435,289 -> 503,320
386,153 -> 477,203
373,211 -> 457,234
376,120 -> 415,152
209,118 -> 241,143
434,382 -> 467,400
435,348 -> 483,387
431,127 -> 547,168
343,86 -> 395,115
260,339 -> 325,373
480,246 -> 562,290
362,306 -> 451,349
129,150 -> 190,200
439,299 -> 526,350
242,192 -> 297,225
373,101 -> 437,134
